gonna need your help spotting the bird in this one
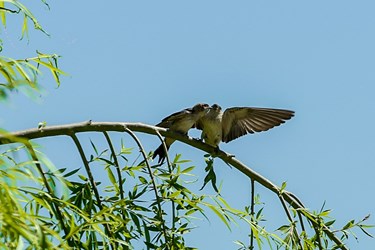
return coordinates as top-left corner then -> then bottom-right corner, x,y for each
153,103 -> 210,163
195,104 -> 295,148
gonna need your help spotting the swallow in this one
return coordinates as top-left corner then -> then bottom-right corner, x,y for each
195,104 -> 295,147
153,103 -> 210,163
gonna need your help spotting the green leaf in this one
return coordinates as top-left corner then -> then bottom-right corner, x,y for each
168,190 -> 181,199
138,176 -> 148,184
78,175 -> 87,181
0,1 -> 6,26
217,196 -> 230,209
107,167 -> 116,185
277,224 -> 291,233
206,203 -> 231,231
21,14 -> 29,40
130,212 -> 141,232
320,209 -> 332,217
200,159 -> 219,192
90,139 -> 98,155
32,58 -> 66,86
56,168 -> 67,174
342,220 -> 355,230
256,207 -> 264,220
359,226 -> 374,238
133,186 -> 148,199
98,157 -> 114,165
14,60 -> 33,85
325,220 -> 336,227
181,166 -> 195,174
63,168 -> 80,178
173,154 -> 181,163
280,181 -> 287,191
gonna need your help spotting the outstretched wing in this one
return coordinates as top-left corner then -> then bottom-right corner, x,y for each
222,107 -> 294,143
156,108 -> 193,128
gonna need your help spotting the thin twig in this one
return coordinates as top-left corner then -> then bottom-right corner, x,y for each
102,132 -> 125,200
24,141 -> 71,242
297,211 -> 306,238
102,132 -> 129,249
297,212 -> 306,235
70,134 -> 102,208
24,142 -> 53,194
155,130 -> 176,245
278,193 -> 303,249
0,6 -> 19,13
250,179 -> 255,250
123,127 -> 169,249
313,218 -> 324,250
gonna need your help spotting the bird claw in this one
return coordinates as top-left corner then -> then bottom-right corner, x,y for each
214,147 -> 220,154
206,146 -> 220,158
211,147 -> 235,158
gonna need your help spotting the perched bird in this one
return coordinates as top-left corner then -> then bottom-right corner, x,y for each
153,103 -> 210,163
195,104 -> 295,147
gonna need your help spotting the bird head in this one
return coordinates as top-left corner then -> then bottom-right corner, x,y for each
210,104 -> 222,112
192,103 -> 210,113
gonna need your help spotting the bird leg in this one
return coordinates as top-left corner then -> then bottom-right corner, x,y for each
212,146 -> 235,158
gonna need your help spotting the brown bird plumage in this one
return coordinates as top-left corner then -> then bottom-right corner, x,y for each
153,103 -> 210,163
196,104 -> 294,147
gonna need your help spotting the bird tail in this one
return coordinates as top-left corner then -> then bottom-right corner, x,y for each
152,143 -> 170,164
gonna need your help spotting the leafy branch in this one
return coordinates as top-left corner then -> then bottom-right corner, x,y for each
0,0 -> 64,101
1,121 -> 372,249
0,0 -> 49,37
0,52 -> 66,100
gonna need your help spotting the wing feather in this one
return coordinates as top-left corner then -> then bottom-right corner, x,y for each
156,108 -> 192,128
222,107 -> 294,142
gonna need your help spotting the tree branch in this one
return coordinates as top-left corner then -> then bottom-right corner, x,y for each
102,131 -> 125,201
155,130 -> 176,244
123,127 -> 169,249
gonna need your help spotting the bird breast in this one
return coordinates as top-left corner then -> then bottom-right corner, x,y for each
201,114 -> 223,146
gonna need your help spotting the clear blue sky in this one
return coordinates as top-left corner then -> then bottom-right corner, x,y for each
1,0 -> 374,248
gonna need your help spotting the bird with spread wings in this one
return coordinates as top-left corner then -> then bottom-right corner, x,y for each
195,104 -> 295,147
153,103 -> 294,163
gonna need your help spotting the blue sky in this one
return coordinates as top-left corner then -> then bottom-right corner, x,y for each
1,0 -> 374,248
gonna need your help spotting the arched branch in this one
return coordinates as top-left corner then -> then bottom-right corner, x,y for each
154,130 -> 176,243
123,127 -> 170,249
102,131 -> 125,201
